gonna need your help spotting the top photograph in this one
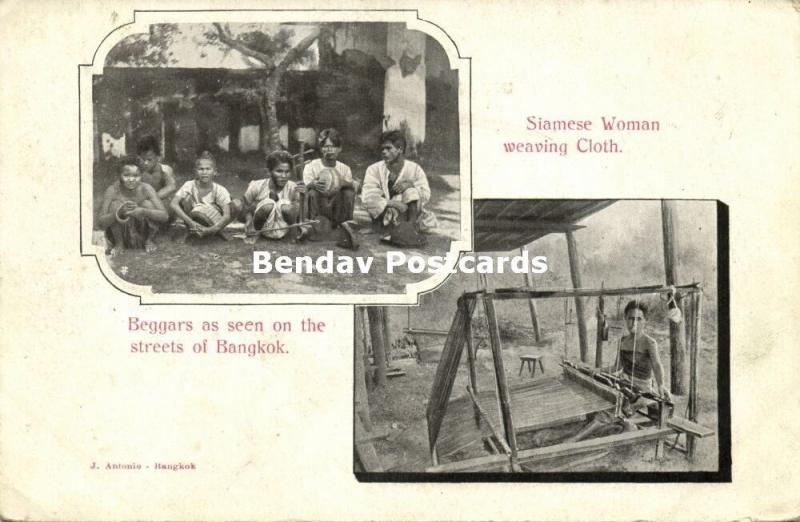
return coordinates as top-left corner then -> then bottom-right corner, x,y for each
80,14 -> 470,303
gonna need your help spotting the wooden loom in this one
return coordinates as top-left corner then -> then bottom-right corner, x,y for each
424,283 -> 713,472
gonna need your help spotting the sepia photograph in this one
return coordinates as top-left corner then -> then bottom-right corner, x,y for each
354,199 -> 728,478
83,18 -> 468,298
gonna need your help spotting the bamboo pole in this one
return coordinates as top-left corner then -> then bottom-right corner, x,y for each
426,427 -> 675,473
685,289 -> 695,368
467,386 -> 511,454
688,291 -> 703,460
595,294 -> 605,368
425,296 -> 478,449
661,200 -> 688,395
481,293 -> 518,457
566,230 -> 589,362
404,328 -> 449,336
465,318 -> 481,427
521,246 -> 542,342
463,282 -> 702,300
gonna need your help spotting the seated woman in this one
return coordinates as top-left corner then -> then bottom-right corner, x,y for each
231,150 -> 307,243
565,300 -> 672,443
169,151 -> 233,241
98,156 -> 169,255
616,300 -> 672,400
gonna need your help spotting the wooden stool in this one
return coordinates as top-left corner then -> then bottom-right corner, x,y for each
518,355 -> 544,377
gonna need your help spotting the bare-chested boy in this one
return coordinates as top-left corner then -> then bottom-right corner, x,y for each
170,151 -> 233,241
98,156 -> 169,255
231,150 -> 307,243
137,135 -> 176,207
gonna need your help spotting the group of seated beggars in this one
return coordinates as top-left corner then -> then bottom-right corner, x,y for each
98,129 -> 437,256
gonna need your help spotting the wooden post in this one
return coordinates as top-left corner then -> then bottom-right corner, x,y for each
381,306 -> 392,365
595,294 -> 605,368
163,102 -> 177,164
685,289 -> 695,368
655,401 -> 669,460
566,230 -> 589,362
367,307 -> 387,387
159,103 -> 166,161
687,290 -> 703,460
465,317 -> 481,427
482,294 -> 518,457
360,307 -> 374,391
661,200 -> 688,395
478,272 -> 490,292
228,103 -> 241,154
521,247 -> 543,343
467,386 -> 511,454
355,308 -> 372,431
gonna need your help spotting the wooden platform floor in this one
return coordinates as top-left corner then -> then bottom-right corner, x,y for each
437,377 -> 614,458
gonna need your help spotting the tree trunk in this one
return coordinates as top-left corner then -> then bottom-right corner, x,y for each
260,76 -> 283,154
367,307 -> 387,387
355,307 -> 372,430
258,96 -> 270,154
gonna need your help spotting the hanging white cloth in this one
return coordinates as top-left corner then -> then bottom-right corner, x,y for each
383,24 -> 427,146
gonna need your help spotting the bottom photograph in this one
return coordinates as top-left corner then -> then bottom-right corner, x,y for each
354,199 -> 728,479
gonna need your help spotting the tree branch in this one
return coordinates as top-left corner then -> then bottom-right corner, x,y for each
274,27 -> 320,76
213,22 -> 274,67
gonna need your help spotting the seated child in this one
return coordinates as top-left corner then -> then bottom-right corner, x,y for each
231,150 -> 307,242
361,130 -> 436,233
137,135 -> 176,208
302,128 -> 357,228
170,151 -> 233,240
98,156 -> 169,255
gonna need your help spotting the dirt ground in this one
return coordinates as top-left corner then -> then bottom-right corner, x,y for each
92,158 -> 461,294
362,319 -> 720,473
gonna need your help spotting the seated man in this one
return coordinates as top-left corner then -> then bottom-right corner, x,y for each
361,130 -> 436,234
231,150 -> 306,243
98,156 -> 169,255
137,135 -> 176,209
170,151 -> 233,240
302,128 -> 357,228
566,300 -> 672,442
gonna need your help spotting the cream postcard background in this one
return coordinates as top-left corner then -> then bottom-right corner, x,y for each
0,0 -> 798,520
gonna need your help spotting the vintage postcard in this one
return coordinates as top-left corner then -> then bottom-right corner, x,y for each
0,1 -> 798,521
